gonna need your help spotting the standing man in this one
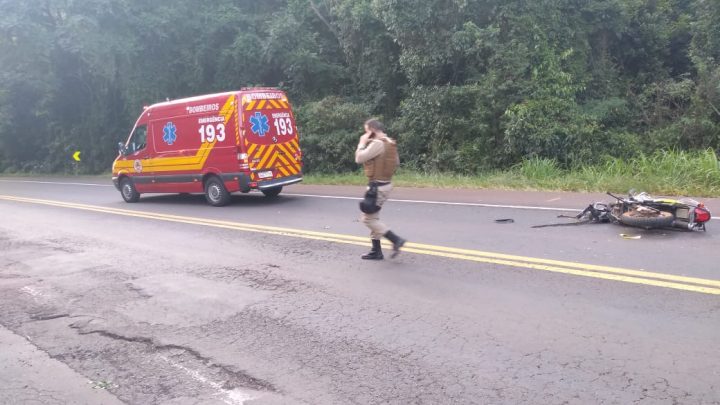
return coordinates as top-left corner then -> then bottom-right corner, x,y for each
355,119 -> 407,260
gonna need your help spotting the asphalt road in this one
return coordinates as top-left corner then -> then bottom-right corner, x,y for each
1,177 -> 719,404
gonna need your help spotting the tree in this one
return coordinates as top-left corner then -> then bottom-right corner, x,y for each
1,0 -> 718,174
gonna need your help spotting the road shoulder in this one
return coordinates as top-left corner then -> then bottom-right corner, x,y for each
0,324 -> 124,405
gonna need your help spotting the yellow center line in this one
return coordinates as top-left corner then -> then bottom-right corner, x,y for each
2,194 -> 719,296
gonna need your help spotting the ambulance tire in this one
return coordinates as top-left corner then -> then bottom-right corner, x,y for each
204,176 -> 231,207
261,186 -> 283,198
120,178 -> 140,203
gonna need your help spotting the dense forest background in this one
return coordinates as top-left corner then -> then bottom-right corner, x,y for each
1,0 -> 719,174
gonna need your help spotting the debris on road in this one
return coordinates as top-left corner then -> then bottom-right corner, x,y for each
89,380 -> 118,390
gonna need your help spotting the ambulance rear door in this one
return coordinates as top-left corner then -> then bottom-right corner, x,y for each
241,91 -> 302,183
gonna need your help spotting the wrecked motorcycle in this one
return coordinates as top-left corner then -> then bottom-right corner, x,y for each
574,191 -> 712,231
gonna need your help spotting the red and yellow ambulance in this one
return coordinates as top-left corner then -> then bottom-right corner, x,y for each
112,88 -> 303,206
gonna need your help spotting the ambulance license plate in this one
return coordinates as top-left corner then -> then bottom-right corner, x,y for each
257,171 -> 273,179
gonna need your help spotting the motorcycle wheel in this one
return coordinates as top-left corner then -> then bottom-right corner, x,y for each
619,210 -> 674,229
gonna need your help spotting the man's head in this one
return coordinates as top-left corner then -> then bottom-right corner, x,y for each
364,119 -> 386,135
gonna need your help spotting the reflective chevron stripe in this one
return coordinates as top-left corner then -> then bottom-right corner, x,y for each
244,98 -> 290,111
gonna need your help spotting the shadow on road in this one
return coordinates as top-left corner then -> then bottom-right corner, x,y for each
139,193 -> 302,208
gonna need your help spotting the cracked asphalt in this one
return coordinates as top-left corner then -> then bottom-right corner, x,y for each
1,178 -> 719,404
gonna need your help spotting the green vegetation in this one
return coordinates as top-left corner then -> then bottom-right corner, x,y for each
306,150 -> 720,197
1,0 -> 720,190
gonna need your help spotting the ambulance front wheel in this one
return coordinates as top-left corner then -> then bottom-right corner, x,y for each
204,176 -> 231,207
261,186 -> 283,198
120,178 -> 140,203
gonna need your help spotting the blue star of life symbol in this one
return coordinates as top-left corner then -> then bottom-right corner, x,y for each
163,122 -> 178,145
250,112 -> 270,137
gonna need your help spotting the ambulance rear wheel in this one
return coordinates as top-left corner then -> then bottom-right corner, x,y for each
261,186 -> 283,198
120,178 -> 140,203
204,176 -> 231,207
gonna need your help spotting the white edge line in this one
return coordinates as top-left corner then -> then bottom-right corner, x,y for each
287,193 -> 720,220
158,355 -> 256,405
0,179 -> 114,187
2,179 -> 718,220
285,193 -> 574,212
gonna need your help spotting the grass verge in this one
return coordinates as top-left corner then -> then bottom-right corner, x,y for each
305,150 -> 720,197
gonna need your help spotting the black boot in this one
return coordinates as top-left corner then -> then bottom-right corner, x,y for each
384,231 -> 406,258
362,239 -> 384,260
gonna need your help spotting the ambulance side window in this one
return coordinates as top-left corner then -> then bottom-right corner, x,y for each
128,125 -> 147,153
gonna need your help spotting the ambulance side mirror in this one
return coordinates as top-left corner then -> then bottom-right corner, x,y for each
118,142 -> 128,156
